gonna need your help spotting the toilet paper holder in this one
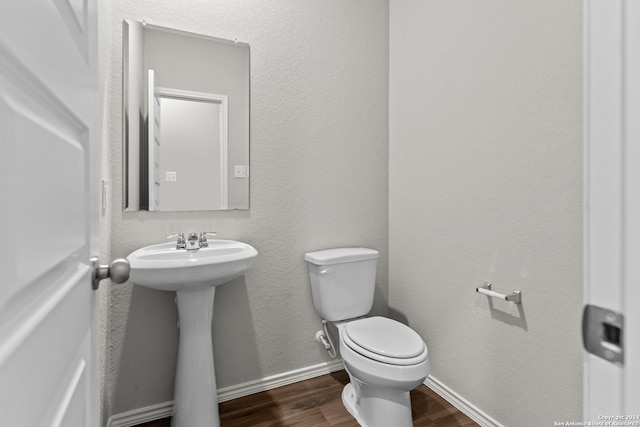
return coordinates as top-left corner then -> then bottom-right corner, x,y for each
476,282 -> 522,304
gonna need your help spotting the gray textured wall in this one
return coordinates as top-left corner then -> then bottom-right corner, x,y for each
101,0 -> 389,421
389,0 -> 583,425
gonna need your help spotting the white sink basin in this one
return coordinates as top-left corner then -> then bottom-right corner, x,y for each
128,239 -> 258,291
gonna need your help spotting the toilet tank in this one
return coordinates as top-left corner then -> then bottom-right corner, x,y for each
304,248 -> 379,322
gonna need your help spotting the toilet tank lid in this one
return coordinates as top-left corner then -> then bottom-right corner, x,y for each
304,247 -> 379,265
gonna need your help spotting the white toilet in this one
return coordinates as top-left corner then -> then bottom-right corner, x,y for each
305,247 -> 430,427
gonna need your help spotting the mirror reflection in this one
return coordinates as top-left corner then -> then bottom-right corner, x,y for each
123,20 -> 250,211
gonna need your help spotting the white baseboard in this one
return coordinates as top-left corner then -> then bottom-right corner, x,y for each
106,401 -> 174,427
106,359 -> 344,427
217,358 -> 344,402
424,375 -> 504,427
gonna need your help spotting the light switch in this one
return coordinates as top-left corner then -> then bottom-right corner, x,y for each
234,165 -> 247,178
166,171 -> 177,182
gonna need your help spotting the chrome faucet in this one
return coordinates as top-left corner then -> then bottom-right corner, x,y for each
168,231 -> 216,250
186,232 -> 200,250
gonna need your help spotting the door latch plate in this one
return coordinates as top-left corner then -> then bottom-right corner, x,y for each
582,304 -> 624,365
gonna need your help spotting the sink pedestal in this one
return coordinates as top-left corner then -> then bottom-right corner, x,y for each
126,239 -> 258,427
172,287 -> 219,427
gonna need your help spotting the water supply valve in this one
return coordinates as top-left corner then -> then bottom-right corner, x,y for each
315,330 -> 331,350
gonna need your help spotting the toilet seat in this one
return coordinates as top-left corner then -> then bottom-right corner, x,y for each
342,317 -> 427,366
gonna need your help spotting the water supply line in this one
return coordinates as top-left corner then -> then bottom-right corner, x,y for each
318,319 -> 337,359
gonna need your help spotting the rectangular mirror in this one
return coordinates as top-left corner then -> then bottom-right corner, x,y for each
123,20 -> 250,211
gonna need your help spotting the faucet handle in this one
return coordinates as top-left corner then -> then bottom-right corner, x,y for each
166,233 -> 186,249
166,232 -> 185,241
199,231 -> 217,247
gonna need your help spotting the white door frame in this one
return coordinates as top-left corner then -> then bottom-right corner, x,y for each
583,0 -> 640,417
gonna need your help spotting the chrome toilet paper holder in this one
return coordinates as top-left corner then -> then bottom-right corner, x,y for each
476,282 -> 522,304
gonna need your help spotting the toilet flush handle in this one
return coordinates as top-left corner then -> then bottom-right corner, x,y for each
319,267 -> 334,275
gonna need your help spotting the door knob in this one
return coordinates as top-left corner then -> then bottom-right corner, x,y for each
91,257 -> 130,290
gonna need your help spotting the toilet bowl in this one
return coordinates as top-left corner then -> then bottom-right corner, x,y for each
305,248 -> 431,427
335,317 -> 430,427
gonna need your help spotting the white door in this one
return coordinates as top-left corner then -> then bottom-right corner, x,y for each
0,0 -> 98,426
583,0 -> 640,418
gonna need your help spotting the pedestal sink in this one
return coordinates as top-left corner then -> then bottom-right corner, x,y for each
127,239 -> 258,427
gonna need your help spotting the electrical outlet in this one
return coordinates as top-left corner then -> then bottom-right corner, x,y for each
234,165 -> 247,178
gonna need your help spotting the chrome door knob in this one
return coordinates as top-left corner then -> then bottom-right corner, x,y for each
91,257 -> 130,289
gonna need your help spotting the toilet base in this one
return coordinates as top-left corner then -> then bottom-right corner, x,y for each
341,380 -> 414,427
342,383 -> 367,426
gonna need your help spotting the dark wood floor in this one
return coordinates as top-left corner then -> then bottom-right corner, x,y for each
137,370 -> 478,427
